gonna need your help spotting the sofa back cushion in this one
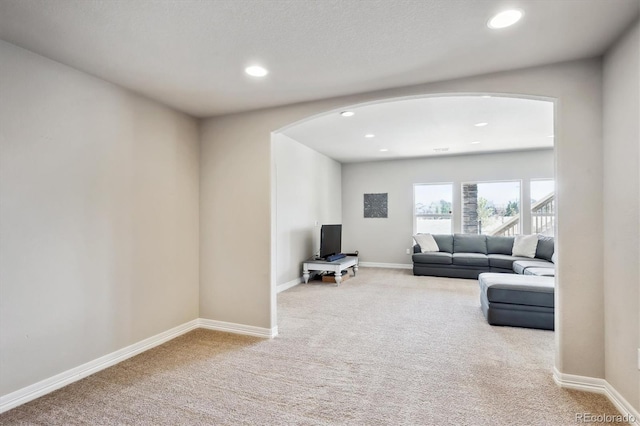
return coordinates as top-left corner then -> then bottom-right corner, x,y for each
486,236 -> 515,255
453,234 -> 487,254
433,234 -> 454,253
535,235 -> 555,261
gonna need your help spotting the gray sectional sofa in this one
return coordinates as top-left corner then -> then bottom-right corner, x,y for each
413,233 -> 556,331
412,234 -> 555,279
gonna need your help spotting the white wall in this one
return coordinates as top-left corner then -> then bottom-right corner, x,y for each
200,58 -> 605,381
274,134 -> 342,287
0,41 -> 200,396
603,19 -> 639,411
341,150 -> 554,265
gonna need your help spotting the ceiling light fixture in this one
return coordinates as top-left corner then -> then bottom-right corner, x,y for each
474,122 -> 488,127
365,134 -> 375,138
244,65 -> 269,77
488,10 -> 523,29
471,141 -> 481,144
379,148 -> 389,152
481,95 -> 492,98
340,111 -> 355,117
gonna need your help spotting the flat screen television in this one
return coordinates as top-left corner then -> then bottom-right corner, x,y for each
320,224 -> 342,259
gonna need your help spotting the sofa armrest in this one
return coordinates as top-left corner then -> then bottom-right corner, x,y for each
413,244 -> 421,253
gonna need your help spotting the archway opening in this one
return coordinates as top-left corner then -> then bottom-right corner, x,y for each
271,92 -> 557,335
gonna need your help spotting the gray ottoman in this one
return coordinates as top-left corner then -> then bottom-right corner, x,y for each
478,273 -> 555,330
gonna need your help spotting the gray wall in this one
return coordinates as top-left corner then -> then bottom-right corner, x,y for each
200,58 -> 606,382
341,150 -> 554,265
274,134 -> 341,286
0,41 -> 200,396
603,19 -> 639,411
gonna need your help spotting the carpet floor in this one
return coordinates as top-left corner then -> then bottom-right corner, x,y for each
0,268 -> 621,425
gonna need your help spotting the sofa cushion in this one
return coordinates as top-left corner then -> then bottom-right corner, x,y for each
513,259 -> 555,275
512,234 -> 538,258
453,234 -> 487,254
433,234 -> 454,253
524,267 -> 556,277
478,273 -> 555,308
487,254 -> 531,269
412,252 -> 452,265
486,236 -> 515,255
535,235 -> 555,261
452,252 -> 488,267
413,234 -> 439,252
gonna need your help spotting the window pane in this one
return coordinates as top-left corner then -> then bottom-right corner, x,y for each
531,179 -> 555,236
416,216 -> 452,234
462,181 -> 520,235
414,184 -> 452,234
415,184 -> 452,215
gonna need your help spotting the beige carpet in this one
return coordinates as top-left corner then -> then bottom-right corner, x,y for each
1,268 -> 621,425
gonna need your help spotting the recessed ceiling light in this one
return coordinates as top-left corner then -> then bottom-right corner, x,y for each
340,111 -> 355,117
379,148 -> 389,152
245,65 -> 269,77
488,10 -> 523,29
481,95 -> 491,98
474,122 -> 488,127
365,134 -> 375,138
471,141 -> 481,144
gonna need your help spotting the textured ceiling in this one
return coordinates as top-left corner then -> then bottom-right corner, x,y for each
282,95 -> 554,163
0,0 -> 638,117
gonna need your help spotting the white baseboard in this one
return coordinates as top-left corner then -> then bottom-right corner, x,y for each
0,319 -> 200,414
0,318 -> 278,414
553,367 -> 639,423
359,262 -> 413,269
277,277 -> 302,293
198,318 -> 278,338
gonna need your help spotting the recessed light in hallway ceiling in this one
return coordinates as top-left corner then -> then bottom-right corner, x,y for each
245,65 -> 269,77
488,10 -> 524,29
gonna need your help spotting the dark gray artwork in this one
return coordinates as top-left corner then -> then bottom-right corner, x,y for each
364,193 -> 388,218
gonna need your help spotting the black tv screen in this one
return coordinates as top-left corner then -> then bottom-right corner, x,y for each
320,224 -> 342,258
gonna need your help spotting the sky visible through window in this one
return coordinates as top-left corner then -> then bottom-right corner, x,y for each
414,184 -> 452,214
476,181 -> 520,206
416,181 -> 554,207
531,179 -> 555,201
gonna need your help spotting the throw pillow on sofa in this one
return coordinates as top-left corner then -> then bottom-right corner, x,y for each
414,234 -> 440,252
512,234 -> 538,258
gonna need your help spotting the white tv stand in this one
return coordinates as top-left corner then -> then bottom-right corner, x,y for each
302,256 -> 359,285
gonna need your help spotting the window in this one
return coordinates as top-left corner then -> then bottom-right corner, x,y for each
414,183 -> 453,234
531,179 -> 555,236
462,181 -> 521,235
